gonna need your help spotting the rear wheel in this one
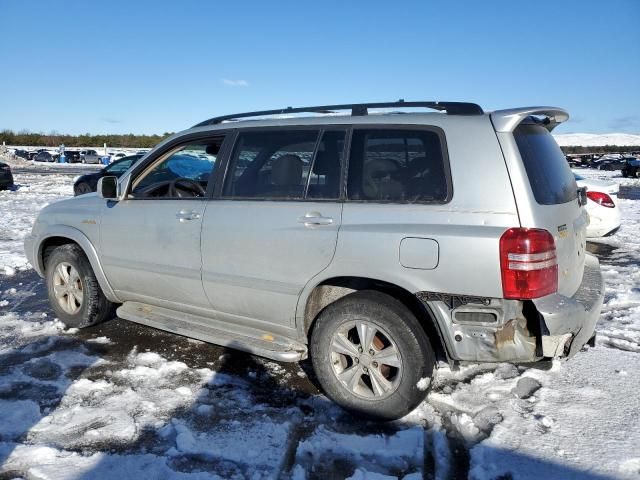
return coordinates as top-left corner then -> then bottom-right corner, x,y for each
309,290 -> 435,420
45,244 -> 115,328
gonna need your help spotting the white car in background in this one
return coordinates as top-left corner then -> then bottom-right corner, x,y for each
574,173 -> 621,238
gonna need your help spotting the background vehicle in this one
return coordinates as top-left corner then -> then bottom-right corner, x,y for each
74,154 -> 142,195
621,157 -> 640,178
0,162 -> 14,190
574,173 -> 621,238
28,149 -> 47,160
13,149 -> 30,160
64,150 -> 82,163
34,151 -> 54,162
26,102 -> 603,420
80,149 -> 101,164
591,156 -> 625,171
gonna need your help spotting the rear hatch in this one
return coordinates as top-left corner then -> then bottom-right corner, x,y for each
513,122 -> 587,297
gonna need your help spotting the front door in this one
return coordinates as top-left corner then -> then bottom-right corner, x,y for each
201,129 -> 346,330
100,140 -> 222,308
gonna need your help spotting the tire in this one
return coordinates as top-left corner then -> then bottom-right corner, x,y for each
75,182 -> 92,195
309,290 -> 435,420
45,244 -> 114,328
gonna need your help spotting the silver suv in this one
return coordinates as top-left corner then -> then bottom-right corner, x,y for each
25,101 -> 604,419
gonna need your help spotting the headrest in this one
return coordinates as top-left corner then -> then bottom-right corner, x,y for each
205,144 -> 220,156
364,158 -> 399,179
407,156 -> 428,177
272,154 -> 302,186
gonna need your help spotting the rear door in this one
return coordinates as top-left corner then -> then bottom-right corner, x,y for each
511,123 -> 587,296
200,128 -> 345,330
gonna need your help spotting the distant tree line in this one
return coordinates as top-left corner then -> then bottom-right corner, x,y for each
0,129 -> 174,148
1,128 -> 638,154
561,145 -> 638,155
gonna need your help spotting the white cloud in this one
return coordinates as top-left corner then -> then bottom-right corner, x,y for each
222,79 -> 249,87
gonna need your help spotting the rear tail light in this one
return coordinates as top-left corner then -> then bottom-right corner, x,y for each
586,191 -> 615,208
500,228 -> 558,299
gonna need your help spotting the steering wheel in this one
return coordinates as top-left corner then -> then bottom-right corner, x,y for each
168,178 -> 206,198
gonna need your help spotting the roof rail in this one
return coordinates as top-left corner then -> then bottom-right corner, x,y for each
193,100 -> 484,127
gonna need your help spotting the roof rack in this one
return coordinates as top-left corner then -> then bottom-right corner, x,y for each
193,100 -> 484,127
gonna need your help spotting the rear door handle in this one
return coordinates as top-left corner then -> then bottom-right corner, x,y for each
298,211 -> 333,226
176,210 -> 201,222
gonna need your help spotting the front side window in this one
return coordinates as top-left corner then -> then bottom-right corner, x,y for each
347,129 -> 448,202
224,130 -> 320,199
132,141 -> 222,198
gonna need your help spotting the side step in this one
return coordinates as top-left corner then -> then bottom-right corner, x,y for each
116,302 -> 307,362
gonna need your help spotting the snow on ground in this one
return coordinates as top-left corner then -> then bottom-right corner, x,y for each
554,133 -> 640,147
0,155 -> 73,274
0,158 -> 639,478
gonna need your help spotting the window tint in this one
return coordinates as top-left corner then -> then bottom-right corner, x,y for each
132,142 -> 220,198
514,124 -> 577,205
307,130 -> 345,199
347,129 -> 448,202
224,130 -> 320,199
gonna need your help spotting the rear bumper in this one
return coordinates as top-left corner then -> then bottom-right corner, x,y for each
585,204 -> 622,238
423,254 -> 604,364
532,254 -> 604,358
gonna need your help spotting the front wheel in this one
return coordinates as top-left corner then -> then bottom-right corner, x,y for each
74,182 -> 92,195
309,290 -> 435,420
46,244 -> 115,328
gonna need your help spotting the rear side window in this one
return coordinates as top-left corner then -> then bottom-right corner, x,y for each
514,124 -> 577,205
347,129 -> 449,202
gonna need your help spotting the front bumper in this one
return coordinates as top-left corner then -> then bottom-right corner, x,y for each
533,254 -> 604,358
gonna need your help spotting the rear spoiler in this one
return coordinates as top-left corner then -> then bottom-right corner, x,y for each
491,107 -> 569,133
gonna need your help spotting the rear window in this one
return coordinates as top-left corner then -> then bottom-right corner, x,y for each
514,123 -> 577,205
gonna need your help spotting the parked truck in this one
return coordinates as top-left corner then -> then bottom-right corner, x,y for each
79,149 -> 101,164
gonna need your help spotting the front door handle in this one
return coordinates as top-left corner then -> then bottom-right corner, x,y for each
176,210 -> 201,222
298,211 -> 333,226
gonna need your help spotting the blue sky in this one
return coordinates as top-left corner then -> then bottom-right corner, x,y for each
1,0 -> 639,135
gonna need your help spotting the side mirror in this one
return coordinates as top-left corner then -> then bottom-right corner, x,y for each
97,176 -> 118,200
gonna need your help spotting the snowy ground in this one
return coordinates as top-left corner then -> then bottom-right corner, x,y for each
1,158 -> 639,479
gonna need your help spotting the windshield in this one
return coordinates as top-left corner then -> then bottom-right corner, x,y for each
105,158 -> 135,174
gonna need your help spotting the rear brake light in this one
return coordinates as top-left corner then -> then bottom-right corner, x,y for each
500,228 -> 558,299
586,191 -> 615,208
